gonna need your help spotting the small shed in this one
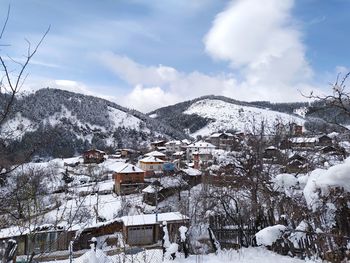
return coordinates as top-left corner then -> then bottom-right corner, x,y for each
83,149 -> 106,164
120,212 -> 189,246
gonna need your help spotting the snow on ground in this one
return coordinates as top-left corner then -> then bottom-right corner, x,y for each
184,99 -> 304,136
0,112 -> 37,140
43,247 -> 316,263
108,106 -> 149,132
166,247 -> 319,263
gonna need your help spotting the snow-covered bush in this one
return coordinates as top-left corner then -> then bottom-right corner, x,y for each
255,225 -> 287,246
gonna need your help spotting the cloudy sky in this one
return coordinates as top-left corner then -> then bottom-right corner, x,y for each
0,0 -> 349,112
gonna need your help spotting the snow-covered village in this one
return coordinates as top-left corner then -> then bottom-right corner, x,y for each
1,1 -> 350,263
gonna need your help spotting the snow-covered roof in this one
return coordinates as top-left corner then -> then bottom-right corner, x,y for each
142,185 -> 163,193
192,149 -> 213,155
289,137 -> 318,143
328,132 -> 339,139
121,212 -> 189,226
181,139 -> 191,145
172,151 -> 184,156
145,151 -> 166,157
84,149 -> 106,154
266,146 -> 277,150
187,140 -> 216,148
165,140 -> 181,146
151,140 -> 166,144
209,132 -> 234,138
115,164 -> 144,174
105,160 -> 129,172
139,156 -> 165,163
181,168 -> 202,176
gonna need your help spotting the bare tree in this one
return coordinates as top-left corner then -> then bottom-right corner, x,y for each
304,72 -> 350,131
0,5 -> 50,182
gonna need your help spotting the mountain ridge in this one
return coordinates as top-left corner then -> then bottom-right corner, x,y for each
0,88 -> 187,158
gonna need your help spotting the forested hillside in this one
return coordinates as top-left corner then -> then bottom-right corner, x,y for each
0,88 -> 187,159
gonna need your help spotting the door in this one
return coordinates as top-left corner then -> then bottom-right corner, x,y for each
127,226 -> 154,245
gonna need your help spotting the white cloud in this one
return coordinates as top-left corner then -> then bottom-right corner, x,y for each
93,0 -> 322,112
204,0 -> 313,91
125,85 -> 180,112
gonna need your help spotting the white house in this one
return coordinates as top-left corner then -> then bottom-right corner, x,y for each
186,140 -> 216,160
165,140 -> 182,153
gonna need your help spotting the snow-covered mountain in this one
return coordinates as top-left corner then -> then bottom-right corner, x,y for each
1,88 -> 186,158
184,99 -> 304,136
149,96 -> 305,137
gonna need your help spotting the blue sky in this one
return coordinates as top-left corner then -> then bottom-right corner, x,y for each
0,0 -> 349,112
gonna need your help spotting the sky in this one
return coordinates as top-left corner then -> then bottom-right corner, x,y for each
0,0 -> 349,112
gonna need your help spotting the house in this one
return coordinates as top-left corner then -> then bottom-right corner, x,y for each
179,168 -> 202,186
186,141 -> 216,160
275,122 -> 303,136
139,156 -> 165,177
83,149 -> 106,164
192,149 -> 213,169
142,176 -> 187,206
150,140 -> 167,150
0,212 -> 188,257
320,145 -> 346,157
144,151 -> 167,161
285,154 -> 311,173
289,137 -> 318,149
120,149 -> 136,158
112,164 -> 145,195
317,135 -> 333,146
165,140 -> 182,153
120,212 -> 189,246
291,123 -> 303,136
206,132 -> 238,151
172,151 -> 185,160
263,146 -> 282,162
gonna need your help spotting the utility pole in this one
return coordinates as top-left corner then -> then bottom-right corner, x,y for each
152,180 -> 161,222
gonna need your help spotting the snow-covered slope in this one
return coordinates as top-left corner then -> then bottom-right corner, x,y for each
1,88 -> 186,158
184,99 -> 305,137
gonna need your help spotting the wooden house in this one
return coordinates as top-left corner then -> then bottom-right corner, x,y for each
0,212 -> 188,258
142,176 -> 187,206
120,149 -> 136,158
292,123 -> 303,136
120,212 -> 189,246
317,135 -> 333,146
113,164 -> 145,195
263,146 -> 282,162
179,168 -> 202,186
289,137 -> 318,149
83,149 -> 106,164
150,140 -> 167,150
285,154 -> 310,173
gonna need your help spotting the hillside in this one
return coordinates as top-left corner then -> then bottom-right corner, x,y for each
0,88 -> 186,158
149,95 -> 305,137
